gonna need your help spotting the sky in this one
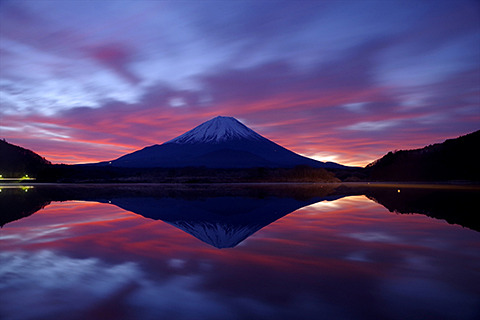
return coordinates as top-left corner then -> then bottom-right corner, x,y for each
0,0 -> 479,167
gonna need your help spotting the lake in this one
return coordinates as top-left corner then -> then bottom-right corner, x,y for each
1,183 -> 479,320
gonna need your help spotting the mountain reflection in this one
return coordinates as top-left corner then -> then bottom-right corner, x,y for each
0,186 -> 50,227
111,195 -> 341,248
1,184 -> 478,247
360,185 -> 480,232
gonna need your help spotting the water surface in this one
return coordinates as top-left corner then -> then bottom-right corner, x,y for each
1,184 -> 479,320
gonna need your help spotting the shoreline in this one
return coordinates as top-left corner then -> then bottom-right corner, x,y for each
2,181 -> 480,189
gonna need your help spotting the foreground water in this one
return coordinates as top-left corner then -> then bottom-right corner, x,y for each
1,184 -> 479,320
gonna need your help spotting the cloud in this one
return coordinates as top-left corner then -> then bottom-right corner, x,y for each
341,102 -> 368,113
0,36 -> 143,115
85,43 -> 141,84
1,0 -> 479,166
343,120 -> 403,132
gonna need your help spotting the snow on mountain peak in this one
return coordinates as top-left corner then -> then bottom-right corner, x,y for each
167,116 -> 264,144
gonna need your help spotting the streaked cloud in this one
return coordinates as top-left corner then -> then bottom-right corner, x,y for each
1,0 -> 478,166
344,120 -> 403,132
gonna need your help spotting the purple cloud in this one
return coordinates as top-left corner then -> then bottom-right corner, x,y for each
0,0 -> 478,166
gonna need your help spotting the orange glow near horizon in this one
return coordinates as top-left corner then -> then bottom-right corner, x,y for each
2,83 -> 477,167
1,0 -> 479,169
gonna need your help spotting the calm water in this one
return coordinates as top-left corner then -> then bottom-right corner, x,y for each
1,184 -> 479,320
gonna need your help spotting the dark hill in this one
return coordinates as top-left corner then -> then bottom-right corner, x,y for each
0,139 -> 51,177
365,130 -> 480,182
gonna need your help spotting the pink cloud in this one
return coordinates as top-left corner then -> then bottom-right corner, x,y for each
2,1 -> 478,167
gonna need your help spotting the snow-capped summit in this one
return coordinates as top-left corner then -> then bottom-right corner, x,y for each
108,116 -> 346,168
168,116 -> 263,144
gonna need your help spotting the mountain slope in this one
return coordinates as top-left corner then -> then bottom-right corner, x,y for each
0,139 -> 51,177
366,130 -> 480,181
110,116 -> 345,169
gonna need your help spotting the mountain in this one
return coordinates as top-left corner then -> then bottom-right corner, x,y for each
108,116 -> 345,169
365,130 -> 480,181
0,139 -> 51,177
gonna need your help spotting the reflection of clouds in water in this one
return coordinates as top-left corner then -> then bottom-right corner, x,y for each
300,195 -> 375,213
403,255 -> 436,272
1,226 -> 71,244
0,250 -> 356,320
344,251 -> 371,263
1,201 -> 135,246
0,250 -> 275,320
0,250 -> 140,319
302,200 -> 342,212
168,258 -> 186,269
2,196 -> 479,320
346,231 -> 401,243
380,277 -> 480,320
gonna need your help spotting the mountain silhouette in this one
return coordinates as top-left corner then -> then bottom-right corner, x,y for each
0,139 -> 51,177
366,130 -> 480,181
108,116 -> 346,169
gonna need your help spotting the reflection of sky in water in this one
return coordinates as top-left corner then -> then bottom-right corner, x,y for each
1,197 -> 479,320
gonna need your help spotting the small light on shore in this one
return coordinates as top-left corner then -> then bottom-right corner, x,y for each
397,189 -> 401,193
